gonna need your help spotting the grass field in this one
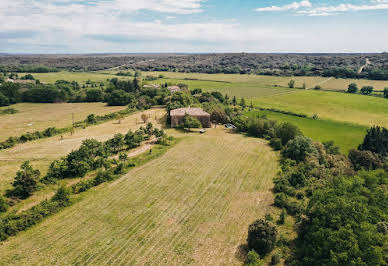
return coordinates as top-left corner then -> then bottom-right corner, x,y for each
20,71 -> 121,84
141,71 -> 388,91
0,108 -> 165,194
252,90 -> 388,128
256,111 -> 367,153
0,103 -> 126,141
0,128 -> 277,265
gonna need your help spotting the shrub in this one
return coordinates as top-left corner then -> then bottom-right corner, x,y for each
288,80 -> 295,88
347,83 -> 358,93
348,149 -> 383,170
282,136 -> 317,162
360,86 -> 373,95
52,185 -> 71,204
271,253 -> 281,265
87,114 -> 97,124
276,122 -> 301,145
313,85 -> 321,90
384,88 -> 388,98
0,195 -> 8,213
247,219 -> 277,257
269,138 -> 282,151
277,209 -> 286,225
12,161 -> 41,198
245,250 -> 263,266
274,193 -> 288,208
183,114 -> 201,131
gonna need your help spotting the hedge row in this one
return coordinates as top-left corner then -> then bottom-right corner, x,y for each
0,108 -> 136,150
254,107 -> 308,118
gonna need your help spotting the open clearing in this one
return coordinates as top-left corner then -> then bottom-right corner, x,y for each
0,128 -> 278,265
0,103 -> 126,141
0,108 -> 165,194
252,90 -> 388,128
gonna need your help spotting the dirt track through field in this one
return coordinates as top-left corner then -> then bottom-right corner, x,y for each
0,129 -> 278,265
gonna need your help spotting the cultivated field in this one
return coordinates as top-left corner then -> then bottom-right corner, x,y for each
0,103 -> 126,141
0,128 -> 278,265
252,90 -> 388,128
0,108 -> 165,194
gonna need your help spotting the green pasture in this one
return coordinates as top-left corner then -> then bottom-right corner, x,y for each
250,110 -> 367,153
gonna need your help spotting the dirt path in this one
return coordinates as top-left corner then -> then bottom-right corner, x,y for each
358,58 -> 371,74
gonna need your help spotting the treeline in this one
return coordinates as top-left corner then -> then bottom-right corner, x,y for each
1,53 -> 387,80
230,111 -> 388,265
0,108 -> 135,150
0,123 -> 174,241
0,65 -> 59,73
0,76 -> 172,108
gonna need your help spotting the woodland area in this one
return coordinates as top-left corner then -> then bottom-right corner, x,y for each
0,53 -> 387,80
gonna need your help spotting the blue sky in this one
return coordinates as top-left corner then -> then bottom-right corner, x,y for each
0,0 -> 387,53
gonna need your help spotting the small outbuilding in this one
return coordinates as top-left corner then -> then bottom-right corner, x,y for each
170,107 -> 211,128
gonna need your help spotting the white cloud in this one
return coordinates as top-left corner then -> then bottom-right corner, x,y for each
299,2 -> 388,16
256,0 -> 388,16
255,1 -> 311,12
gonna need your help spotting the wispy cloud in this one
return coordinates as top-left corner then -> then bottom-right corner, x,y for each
255,0 -> 388,16
255,1 -> 311,12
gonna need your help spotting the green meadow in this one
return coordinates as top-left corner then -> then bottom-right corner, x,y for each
255,111 -> 367,153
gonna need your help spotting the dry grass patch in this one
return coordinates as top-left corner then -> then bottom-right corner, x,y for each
0,128 -> 278,265
0,103 -> 126,141
0,108 -> 165,194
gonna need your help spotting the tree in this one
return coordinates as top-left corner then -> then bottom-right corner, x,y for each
288,79 -> 295,88
232,96 -> 237,106
86,88 -> 103,102
276,122 -> 301,145
240,97 -> 246,109
141,113 -> 149,123
347,83 -> 358,93
282,136 -> 317,162
0,91 -> 10,106
183,114 -> 201,131
296,174 -> 387,265
12,161 -> 41,198
247,219 -> 277,257
360,86 -> 373,95
358,126 -> 388,156
384,88 -> 388,98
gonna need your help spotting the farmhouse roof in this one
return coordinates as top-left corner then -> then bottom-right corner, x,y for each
170,107 -> 210,117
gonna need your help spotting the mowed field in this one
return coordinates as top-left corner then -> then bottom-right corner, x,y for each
0,108 -> 165,194
0,103 -> 126,141
252,90 -> 388,128
0,129 -> 278,265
